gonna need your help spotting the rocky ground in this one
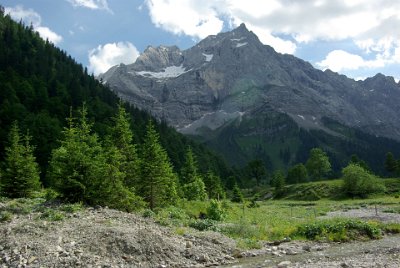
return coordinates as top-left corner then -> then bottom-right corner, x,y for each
1,201 -> 399,268
0,203 -> 236,267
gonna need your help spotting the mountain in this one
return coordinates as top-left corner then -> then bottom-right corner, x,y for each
0,12 -> 230,184
101,23 -> 400,173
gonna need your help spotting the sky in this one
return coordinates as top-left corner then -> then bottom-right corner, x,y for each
2,0 -> 400,82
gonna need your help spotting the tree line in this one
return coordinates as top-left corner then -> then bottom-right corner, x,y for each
0,104 -> 226,211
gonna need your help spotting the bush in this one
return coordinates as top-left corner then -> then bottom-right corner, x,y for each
294,219 -> 382,241
39,208 -> 64,221
59,203 -> 83,213
342,164 -> 386,198
206,199 -> 225,221
189,219 -> 218,231
0,211 -> 13,222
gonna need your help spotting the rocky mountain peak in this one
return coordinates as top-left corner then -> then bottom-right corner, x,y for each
101,24 -> 400,143
133,45 -> 183,71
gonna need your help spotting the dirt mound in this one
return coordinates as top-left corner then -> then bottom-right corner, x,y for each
0,204 -> 236,267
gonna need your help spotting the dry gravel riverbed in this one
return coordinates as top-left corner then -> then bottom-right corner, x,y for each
1,202 -> 400,268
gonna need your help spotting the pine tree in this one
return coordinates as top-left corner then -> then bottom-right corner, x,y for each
1,122 -> 41,198
47,107 -> 103,202
180,147 -> 207,200
139,121 -> 178,209
109,103 -> 140,189
203,170 -> 225,199
231,183 -> 244,203
385,152 -> 397,174
47,105 -> 142,211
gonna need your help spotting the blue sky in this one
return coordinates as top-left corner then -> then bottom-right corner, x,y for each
2,0 -> 400,82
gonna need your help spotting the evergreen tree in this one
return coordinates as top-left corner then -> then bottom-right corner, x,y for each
231,183 -> 244,203
180,147 -> 207,200
47,107 -> 103,202
1,122 -> 41,197
108,103 -> 140,188
286,163 -> 308,184
47,106 -> 142,211
385,152 -> 397,174
139,121 -> 178,209
306,148 -> 331,181
271,170 -> 285,190
203,170 -> 226,199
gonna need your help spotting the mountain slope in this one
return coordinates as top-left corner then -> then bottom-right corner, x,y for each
101,23 -> 400,173
0,12 -> 230,184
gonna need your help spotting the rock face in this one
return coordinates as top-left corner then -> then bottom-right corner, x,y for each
101,23 -> 400,141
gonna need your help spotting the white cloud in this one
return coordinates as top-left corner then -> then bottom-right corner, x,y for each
144,0 -> 400,60
88,42 -> 140,75
36,27 -> 63,44
145,0 -> 224,40
317,50 -> 385,72
67,0 -> 113,13
5,5 -> 62,44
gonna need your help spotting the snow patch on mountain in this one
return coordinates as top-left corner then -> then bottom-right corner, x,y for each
135,65 -> 190,79
202,53 -> 213,62
236,42 -> 248,48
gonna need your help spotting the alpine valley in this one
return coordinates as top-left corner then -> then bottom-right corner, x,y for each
101,23 -> 400,174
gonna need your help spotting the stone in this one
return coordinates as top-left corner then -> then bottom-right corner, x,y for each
277,260 -> 292,268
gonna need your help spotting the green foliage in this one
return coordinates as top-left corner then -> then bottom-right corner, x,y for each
183,177 -> 208,201
206,199 -> 226,221
349,154 -> 370,172
384,152 -> 400,177
142,209 -> 156,218
203,170 -> 226,199
342,164 -> 386,198
286,163 -> 308,184
108,103 -> 140,188
180,147 -> 208,201
246,159 -> 267,186
155,206 -> 189,226
271,170 -> 286,198
39,208 -> 64,221
47,106 -> 143,211
0,210 -> 13,222
1,122 -> 41,198
189,219 -> 218,231
306,148 -> 331,181
59,202 -> 83,213
231,183 -> 244,203
294,219 -> 382,241
0,14 -> 230,193
139,121 -> 179,209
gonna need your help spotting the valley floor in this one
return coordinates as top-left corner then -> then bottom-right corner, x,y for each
1,199 -> 400,268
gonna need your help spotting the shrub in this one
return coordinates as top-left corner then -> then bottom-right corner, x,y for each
294,219 -> 382,241
189,219 -> 218,231
0,211 -> 13,222
342,164 -> 386,198
142,209 -> 155,218
206,199 -> 225,221
59,202 -> 83,213
40,208 -> 64,221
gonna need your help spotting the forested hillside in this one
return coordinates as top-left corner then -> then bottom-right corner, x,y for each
0,11 -> 230,187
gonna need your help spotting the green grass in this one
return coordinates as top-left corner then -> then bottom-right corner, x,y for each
154,195 -> 400,248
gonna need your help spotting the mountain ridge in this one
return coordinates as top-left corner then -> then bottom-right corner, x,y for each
101,23 -> 400,171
